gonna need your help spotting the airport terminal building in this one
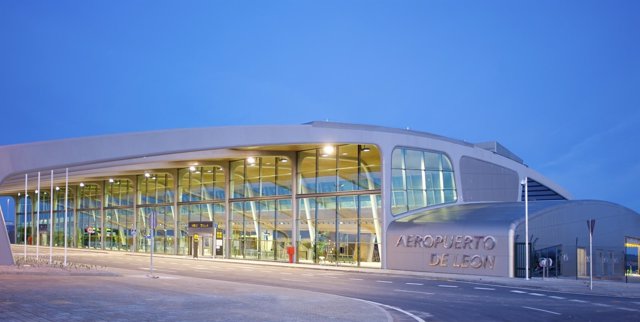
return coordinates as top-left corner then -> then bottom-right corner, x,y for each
0,122 -> 638,279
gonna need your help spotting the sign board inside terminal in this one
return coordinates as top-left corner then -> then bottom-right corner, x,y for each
187,221 -> 216,235
189,221 -> 215,229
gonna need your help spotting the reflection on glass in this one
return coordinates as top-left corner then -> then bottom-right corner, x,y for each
297,194 -> 381,267
298,144 -> 381,194
391,147 -> 457,214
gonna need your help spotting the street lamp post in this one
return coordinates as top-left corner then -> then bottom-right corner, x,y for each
521,177 -> 530,280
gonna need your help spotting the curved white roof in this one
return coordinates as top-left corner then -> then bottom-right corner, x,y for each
0,121 -> 570,198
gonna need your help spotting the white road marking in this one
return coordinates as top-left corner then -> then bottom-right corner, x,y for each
349,278 -> 363,281
473,287 -> 495,291
522,306 -> 561,315
510,290 -> 527,294
528,293 -> 546,297
592,303 -> 611,307
437,285 -> 458,288
376,280 -> 393,284
406,282 -> 423,286
549,296 -> 566,300
616,307 -> 639,312
570,299 -> 589,303
280,278 -> 305,282
355,298 -> 426,322
394,289 -> 435,296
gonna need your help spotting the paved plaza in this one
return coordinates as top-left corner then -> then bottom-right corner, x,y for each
0,265 -> 389,322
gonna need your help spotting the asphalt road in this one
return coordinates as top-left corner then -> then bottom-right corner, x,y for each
35,249 -> 640,322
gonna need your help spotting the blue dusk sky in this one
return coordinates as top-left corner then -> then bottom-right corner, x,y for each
0,1 -> 638,218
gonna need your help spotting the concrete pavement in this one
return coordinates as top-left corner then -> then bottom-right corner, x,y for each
4,245 -> 639,322
0,263 -> 390,322
129,250 -> 640,299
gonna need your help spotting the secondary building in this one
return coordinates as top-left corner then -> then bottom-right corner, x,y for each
0,122 -> 638,279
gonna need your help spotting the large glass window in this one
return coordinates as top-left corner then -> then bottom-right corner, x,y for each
177,203 -> 225,255
626,237 -> 640,279
297,194 -> 381,267
391,147 -> 457,214
138,173 -> 174,205
105,178 -> 134,251
104,208 -> 134,251
229,157 -> 291,199
298,144 -> 381,194
178,166 -> 225,202
105,179 -> 134,207
230,199 -> 292,261
53,187 -> 75,247
137,205 -> 175,254
77,183 -> 101,249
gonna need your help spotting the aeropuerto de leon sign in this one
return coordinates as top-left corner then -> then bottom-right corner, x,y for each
395,234 -> 497,270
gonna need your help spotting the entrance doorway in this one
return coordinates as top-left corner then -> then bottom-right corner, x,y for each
625,237 -> 639,281
188,234 -> 212,257
577,247 -> 587,277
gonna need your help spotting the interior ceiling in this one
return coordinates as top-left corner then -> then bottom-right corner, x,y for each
0,143 -> 349,195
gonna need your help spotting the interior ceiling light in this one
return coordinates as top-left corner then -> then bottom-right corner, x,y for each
35,190 -> 39,194
109,178 -> 114,183
144,172 -> 151,178
361,146 -> 371,152
79,182 -> 85,187
247,157 -> 256,164
280,158 -> 288,163
55,187 -> 60,191
189,166 -> 196,171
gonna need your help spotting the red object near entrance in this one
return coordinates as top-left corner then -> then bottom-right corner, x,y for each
286,246 -> 295,263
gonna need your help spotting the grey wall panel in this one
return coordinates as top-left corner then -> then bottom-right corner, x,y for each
460,156 -> 519,202
386,222 -> 512,277
514,201 -> 640,278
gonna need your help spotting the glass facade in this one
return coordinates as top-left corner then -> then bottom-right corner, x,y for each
297,144 -> 382,267
298,194 -> 381,266
105,179 -> 134,251
230,199 -> 292,261
391,147 -> 457,214
77,183 -> 101,249
11,143 -> 382,267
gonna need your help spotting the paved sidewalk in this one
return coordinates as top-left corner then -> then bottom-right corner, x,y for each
128,251 -> 640,299
0,264 -> 389,322
10,245 -> 640,300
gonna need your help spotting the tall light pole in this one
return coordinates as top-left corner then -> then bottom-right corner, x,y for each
521,177 -> 530,280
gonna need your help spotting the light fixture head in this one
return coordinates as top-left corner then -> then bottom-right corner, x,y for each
35,190 -> 39,194
280,158 -> 288,163
55,186 -> 60,191
189,166 -> 196,171
247,157 -> 256,164
79,182 -> 85,187
144,172 -> 151,178
361,146 -> 371,152
322,145 -> 335,155
109,178 -> 114,183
